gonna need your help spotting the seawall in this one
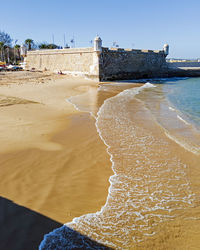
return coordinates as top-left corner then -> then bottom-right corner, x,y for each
167,62 -> 200,77
167,61 -> 200,68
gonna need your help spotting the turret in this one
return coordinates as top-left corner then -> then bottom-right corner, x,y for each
94,36 -> 102,52
163,44 -> 169,56
20,44 -> 27,57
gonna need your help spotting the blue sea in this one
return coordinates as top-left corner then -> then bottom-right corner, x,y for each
140,77 -> 200,155
150,77 -> 200,128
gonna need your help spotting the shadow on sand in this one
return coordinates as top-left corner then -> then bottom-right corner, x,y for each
39,224 -> 112,250
0,197 -> 112,250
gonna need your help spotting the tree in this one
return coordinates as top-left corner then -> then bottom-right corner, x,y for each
0,31 -> 12,47
47,43 -> 59,49
14,44 -> 20,63
0,43 -> 10,63
14,44 -> 20,49
0,41 -> 5,61
25,38 -> 34,50
0,31 -> 12,62
38,42 -> 59,49
38,43 -> 48,49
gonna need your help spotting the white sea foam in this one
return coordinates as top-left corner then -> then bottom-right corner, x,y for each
146,90 -> 200,155
177,115 -> 190,126
165,105 -> 200,155
164,130 -> 200,155
117,82 -> 156,98
65,82 -> 195,249
169,106 -> 176,111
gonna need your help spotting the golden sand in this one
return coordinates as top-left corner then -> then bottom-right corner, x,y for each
1,72 -> 200,249
0,71 -> 112,223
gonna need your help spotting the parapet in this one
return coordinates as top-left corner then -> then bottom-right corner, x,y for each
27,47 -> 94,55
102,47 -> 164,55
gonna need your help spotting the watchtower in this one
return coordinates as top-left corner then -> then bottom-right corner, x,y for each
94,36 -> 102,51
163,44 -> 169,56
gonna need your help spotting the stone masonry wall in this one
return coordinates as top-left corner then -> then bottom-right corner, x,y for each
26,48 -> 100,80
99,48 -> 167,80
25,46 -> 167,81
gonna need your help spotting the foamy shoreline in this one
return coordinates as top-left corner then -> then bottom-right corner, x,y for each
61,79 -> 200,249
1,73 -> 200,249
0,71 -> 112,249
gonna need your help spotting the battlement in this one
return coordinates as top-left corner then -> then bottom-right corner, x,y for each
102,47 -> 163,54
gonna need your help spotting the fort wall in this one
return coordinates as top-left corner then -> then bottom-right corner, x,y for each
99,48 -> 167,80
25,48 -> 100,80
25,37 -> 168,81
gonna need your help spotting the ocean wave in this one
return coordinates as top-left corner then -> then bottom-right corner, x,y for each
137,84 -> 200,156
61,82 -> 195,248
177,115 -> 190,126
169,106 -> 176,111
164,130 -> 200,155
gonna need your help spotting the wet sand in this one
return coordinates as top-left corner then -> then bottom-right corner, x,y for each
0,71 -> 112,224
1,72 -> 200,249
65,82 -> 200,249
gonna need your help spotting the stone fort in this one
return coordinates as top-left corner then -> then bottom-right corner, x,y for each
25,37 -> 169,81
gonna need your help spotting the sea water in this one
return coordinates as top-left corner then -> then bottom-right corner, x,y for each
163,77 -> 200,127
139,78 -> 200,155
40,78 -> 200,249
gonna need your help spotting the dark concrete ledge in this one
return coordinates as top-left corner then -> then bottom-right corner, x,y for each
99,67 -> 200,81
100,70 -> 168,81
167,67 -> 200,77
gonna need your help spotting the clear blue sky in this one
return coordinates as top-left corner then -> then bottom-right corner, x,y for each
1,0 -> 200,58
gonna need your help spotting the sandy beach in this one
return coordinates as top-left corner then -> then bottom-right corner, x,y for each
1,72 -> 200,250
0,71 -> 112,248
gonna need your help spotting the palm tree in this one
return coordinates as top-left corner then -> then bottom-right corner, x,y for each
14,44 -> 20,63
0,41 -> 5,62
39,43 -> 59,49
25,39 -> 34,50
47,44 -> 58,49
0,43 -> 10,63
14,44 -> 20,49
39,43 -> 48,49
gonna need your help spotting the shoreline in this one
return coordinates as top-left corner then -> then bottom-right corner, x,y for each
62,79 -> 200,249
1,72 -> 200,249
0,72 -> 113,248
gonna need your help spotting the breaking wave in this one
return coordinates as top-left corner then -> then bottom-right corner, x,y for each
65,83 -> 195,248
40,80 -> 199,249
